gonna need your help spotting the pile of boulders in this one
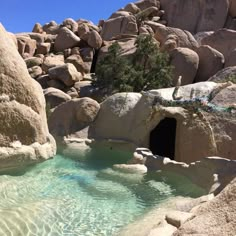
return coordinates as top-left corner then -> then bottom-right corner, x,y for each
8,0 -> 236,143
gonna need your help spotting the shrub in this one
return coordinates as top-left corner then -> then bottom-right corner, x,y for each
93,34 -> 173,96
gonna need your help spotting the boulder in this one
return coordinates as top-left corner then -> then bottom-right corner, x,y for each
48,63 -> 82,87
77,22 -> 90,40
87,30 -> 103,49
36,42 -> 51,55
62,18 -> 78,33
32,23 -> 43,33
135,0 -> 160,10
42,21 -> 60,35
149,22 -> 198,51
100,15 -> 138,41
160,0 -> 229,34
173,178 -> 236,235
36,74 -> 50,89
229,0 -> 236,17
41,54 -> 65,72
201,29 -> 236,60
123,3 -> 140,14
195,45 -> 225,82
109,11 -> 131,19
170,47 -> 199,85
209,66 -> 236,83
165,211 -> 194,228
49,98 -> 100,138
16,35 -> 37,58
25,57 -> 43,68
225,49 -> 236,67
28,65 -> 43,78
44,87 -> 71,109
54,27 -> 80,52
65,54 -> 88,74
0,23 -> 55,170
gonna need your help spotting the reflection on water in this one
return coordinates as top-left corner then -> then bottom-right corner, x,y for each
0,148 -> 206,236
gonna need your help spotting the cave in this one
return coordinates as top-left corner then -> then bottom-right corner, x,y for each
149,118 -> 177,160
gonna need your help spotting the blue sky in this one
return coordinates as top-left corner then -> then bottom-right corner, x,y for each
0,0 -> 132,33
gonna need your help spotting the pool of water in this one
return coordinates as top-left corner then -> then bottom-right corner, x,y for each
0,148 -> 206,236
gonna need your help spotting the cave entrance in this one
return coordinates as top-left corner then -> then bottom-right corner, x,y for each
149,118 -> 177,160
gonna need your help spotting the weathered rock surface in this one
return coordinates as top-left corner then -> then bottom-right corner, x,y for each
150,23 -> 198,51
209,66 -> 236,83
100,15 -> 138,40
195,45 -> 225,82
225,49 -> 236,67
170,47 -> 199,85
48,63 -> 82,86
44,87 -> 71,109
201,29 -> 236,60
160,0 -> 229,34
229,0 -> 236,17
49,98 -> 100,138
54,27 -> 80,52
42,54 -> 65,72
174,177 -> 236,236
0,24 -> 55,170
87,30 -> 103,49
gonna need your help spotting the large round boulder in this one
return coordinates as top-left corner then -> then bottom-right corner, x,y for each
195,45 -> 225,82
49,98 -> 100,139
170,47 -> 199,85
0,24 -> 56,170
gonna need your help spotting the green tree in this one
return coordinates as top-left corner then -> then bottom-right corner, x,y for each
93,34 -> 173,96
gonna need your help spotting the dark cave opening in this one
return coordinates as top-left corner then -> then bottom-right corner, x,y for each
149,118 -> 177,160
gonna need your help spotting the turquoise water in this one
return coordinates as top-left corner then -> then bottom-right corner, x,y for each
0,148 -> 205,236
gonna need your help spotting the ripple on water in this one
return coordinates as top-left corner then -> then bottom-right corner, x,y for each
0,152 -> 206,236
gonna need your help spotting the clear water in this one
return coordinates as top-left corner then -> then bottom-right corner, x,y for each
0,148 -> 206,236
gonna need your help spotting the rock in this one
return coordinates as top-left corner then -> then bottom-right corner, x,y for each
28,65 -> 43,78
36,74 -> 50,89
36,42 -> 51,55
170,47 -> 199,85
41,54 -> 65,72
195,46 -> 225,82
47,79 -> 66,91
173,178 -> 236,236
77,22 -> 90,40
79,47 -> 94,62
113,164 -> 147,174
149,22 -> 198,51
65,54 -> 88,74
225,49 -> 236,67
194,31 -> 214,45
160,0 -> 229,34
201,29 -> 236,59
42,21 -> 60,35
44,87 -> 71,109
54,27 -> 80,52
148,221 -> 177,236
124,3 -> 140,14
16,35 -> 37,58
87,30 -> 103,49
135,0 -> 160,10
229,0 -> 236,17
109,11 -> 131,19
165,211 -> 194,228
209,66 -> 236,83
49,98 -> 100,138
211,84 -> 236,108
0,23 -> 56,170
25,57 -> 43,68
100,15 -> 138,41
62,18 -> 78,33
32,23 -> 43,33
48,63 -> 82,87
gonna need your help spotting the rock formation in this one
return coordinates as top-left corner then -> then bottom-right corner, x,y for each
0,24 -> 56,171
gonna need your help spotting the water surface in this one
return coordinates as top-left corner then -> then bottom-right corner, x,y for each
0,148 -> 205,235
